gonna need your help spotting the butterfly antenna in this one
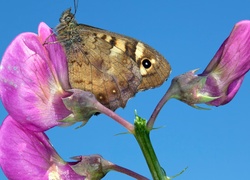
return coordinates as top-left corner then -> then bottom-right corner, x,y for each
74,0 -> 79,15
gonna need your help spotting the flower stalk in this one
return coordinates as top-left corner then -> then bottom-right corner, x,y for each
134,114 -> 167,180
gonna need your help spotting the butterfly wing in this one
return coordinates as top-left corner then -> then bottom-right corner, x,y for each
65,25 -> 142,110
56,9 -> 171,110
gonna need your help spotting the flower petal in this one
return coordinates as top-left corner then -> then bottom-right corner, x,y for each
200,20 -> 250,106
202,20 -> 250,76
0,116 -> 85,180
0,23 -> 71,131
38,22 -> 70,90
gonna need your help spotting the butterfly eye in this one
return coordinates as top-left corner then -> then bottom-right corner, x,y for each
142,59 -> 152,69
65,16 -> 72,22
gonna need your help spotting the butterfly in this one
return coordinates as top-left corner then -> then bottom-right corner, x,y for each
56,8 -> 171,111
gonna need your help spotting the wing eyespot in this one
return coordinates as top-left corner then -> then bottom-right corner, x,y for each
142,59 -> 152,69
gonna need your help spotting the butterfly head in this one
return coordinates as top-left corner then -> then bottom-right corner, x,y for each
59,9 -> 77,25
56,8 -> 79,43
56,8 -> 78,36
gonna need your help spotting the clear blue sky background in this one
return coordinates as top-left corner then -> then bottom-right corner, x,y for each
1,1 -> 250,179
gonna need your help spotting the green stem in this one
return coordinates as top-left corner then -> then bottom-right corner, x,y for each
134,115 -> 167,180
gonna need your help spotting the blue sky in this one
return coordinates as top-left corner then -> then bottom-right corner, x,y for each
1,0 -> 250,179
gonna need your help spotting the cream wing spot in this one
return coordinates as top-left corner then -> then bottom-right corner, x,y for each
135,42 -> 145,60
110,46 -> 122,57
112,89 -> 117,94
96,33 -> 104,38
98,95 -> 104,100
115,39 -> 126,52
150,58 -> 156,65
104,35 -> 113,42
140,68 -> 147,76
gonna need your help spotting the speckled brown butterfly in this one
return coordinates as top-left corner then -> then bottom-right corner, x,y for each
56,8 -> 171,111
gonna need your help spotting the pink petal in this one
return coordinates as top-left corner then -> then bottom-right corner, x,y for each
38,22 -> 70,90
0,23 -> 71,131
201,20 -> 250,106
0,116 -> 85,180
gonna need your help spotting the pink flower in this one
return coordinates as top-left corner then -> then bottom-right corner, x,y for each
0,116 -> 85,180
167,20 -> 250,107
0,116 -> 145,179
200,20 -> 250,106
0,23 -> 71,131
